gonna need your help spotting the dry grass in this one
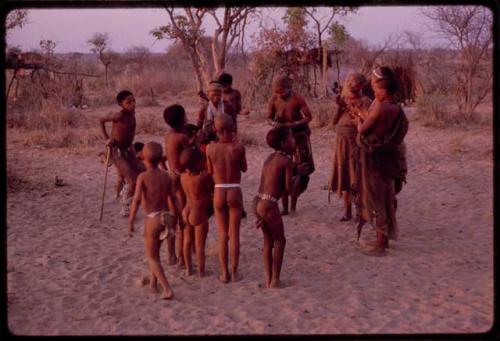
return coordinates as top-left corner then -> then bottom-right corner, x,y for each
309,99 -> 333,128
6,163 -> 29,193
136,111 -> 166,135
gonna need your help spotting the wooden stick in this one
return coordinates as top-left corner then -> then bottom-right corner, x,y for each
99,146 -> 111,221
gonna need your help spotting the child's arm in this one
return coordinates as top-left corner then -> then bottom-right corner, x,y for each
240,145 -> 248,173
235,90 -> 243,115
99,111 -> 123,146
206,145 -> 214,175
168,185 -> 186,229
128,173 -> 144,237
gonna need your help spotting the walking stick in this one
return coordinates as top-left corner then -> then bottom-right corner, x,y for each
99,145 -> 111,221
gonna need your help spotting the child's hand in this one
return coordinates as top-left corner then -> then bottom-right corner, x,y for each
106,138 -> 115,147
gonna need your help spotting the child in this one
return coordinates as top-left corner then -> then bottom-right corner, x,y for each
128,141 -> 183,300
197,81 -> 225,146
115,141 -> 145,200
99,90 -> 146,216
179,147 -> 214,277
206,114 -> 247,283
163,104 -> 190,267
253,127 -> 294,288
217,72 -> 249,132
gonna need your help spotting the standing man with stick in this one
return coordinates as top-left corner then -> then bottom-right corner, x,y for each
99,90 -> 145,217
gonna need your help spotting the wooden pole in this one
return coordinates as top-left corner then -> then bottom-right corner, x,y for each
99,146 -> 111,221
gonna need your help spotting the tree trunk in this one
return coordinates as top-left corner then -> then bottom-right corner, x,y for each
104,64 -> 109,87
322,45 -> 329,97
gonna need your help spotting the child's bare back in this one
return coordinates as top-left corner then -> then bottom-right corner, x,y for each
206,114 -> 247,283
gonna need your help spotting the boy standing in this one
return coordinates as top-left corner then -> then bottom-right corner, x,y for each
206,114 -> 247,283
180,148 -> 214,277
99,90 -> 146,217
128,142 -> 182,300
163,104 -> 190,266
217,73 -> 249,132
253,127 -> 294,288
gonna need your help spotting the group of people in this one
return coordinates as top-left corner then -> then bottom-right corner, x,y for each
98,67 -> 408,300
330,67 -> 408,256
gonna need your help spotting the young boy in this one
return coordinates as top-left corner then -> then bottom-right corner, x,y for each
128,141 -> 182,300
99,90 -> 146,216
179,147 -> 214,277
163,104 -> 190,267
206,114 -> 247,283
217,72 -> 250,132
253,127 -> 294,288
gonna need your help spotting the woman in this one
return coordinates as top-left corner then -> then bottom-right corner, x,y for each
330,72 -> 371,222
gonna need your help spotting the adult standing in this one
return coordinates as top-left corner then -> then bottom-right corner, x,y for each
330,72 -> 372,222
355,66 -> 408,256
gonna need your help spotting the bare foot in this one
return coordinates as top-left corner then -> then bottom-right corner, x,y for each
198,270 -> 205,278
360,245 -> 386,257
269,279 -> 284,289
176,260 -> 186,270
185,267 -> 192,276
231,272 -> 241,282
219,273 -> 230,283
161,288 -> 174,300
364,239 -> 389,248
340,214 -> 352,222
149,282 -> 158,293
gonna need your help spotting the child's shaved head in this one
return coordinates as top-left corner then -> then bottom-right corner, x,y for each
163,104 -> 186,129
180,147 -> 204,172
266,126 -> 291,151
143,141 -> 163,166
214,114 -> 234,133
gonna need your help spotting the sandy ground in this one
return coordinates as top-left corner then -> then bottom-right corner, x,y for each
6,104 -> 494,335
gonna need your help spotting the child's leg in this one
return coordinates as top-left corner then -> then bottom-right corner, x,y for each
144,219 -> 174,299
149,267 -> 157,292
265,205 -> 286,288
175,190 -> 186,268
166,198 -> 177,265
341,191 -> 352,221
290,176 -> 301,213
115,176 -> 124,200
261,223 -> 273,288
227,188 -> 243,281
195,220 -> 208,277
214,189 -> 230,283
281,193 -> 289,215
183,224 -> 194,276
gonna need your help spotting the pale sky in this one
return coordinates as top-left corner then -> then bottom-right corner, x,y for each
6,6 -> 449,53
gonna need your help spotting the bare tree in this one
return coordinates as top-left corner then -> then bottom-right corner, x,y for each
151,6 -> 210,91
304,7 -> 354,56
207,7 -> 255,75
151,5 -> 255,92
422,6 -> 493,118
87,32 -> 114,87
